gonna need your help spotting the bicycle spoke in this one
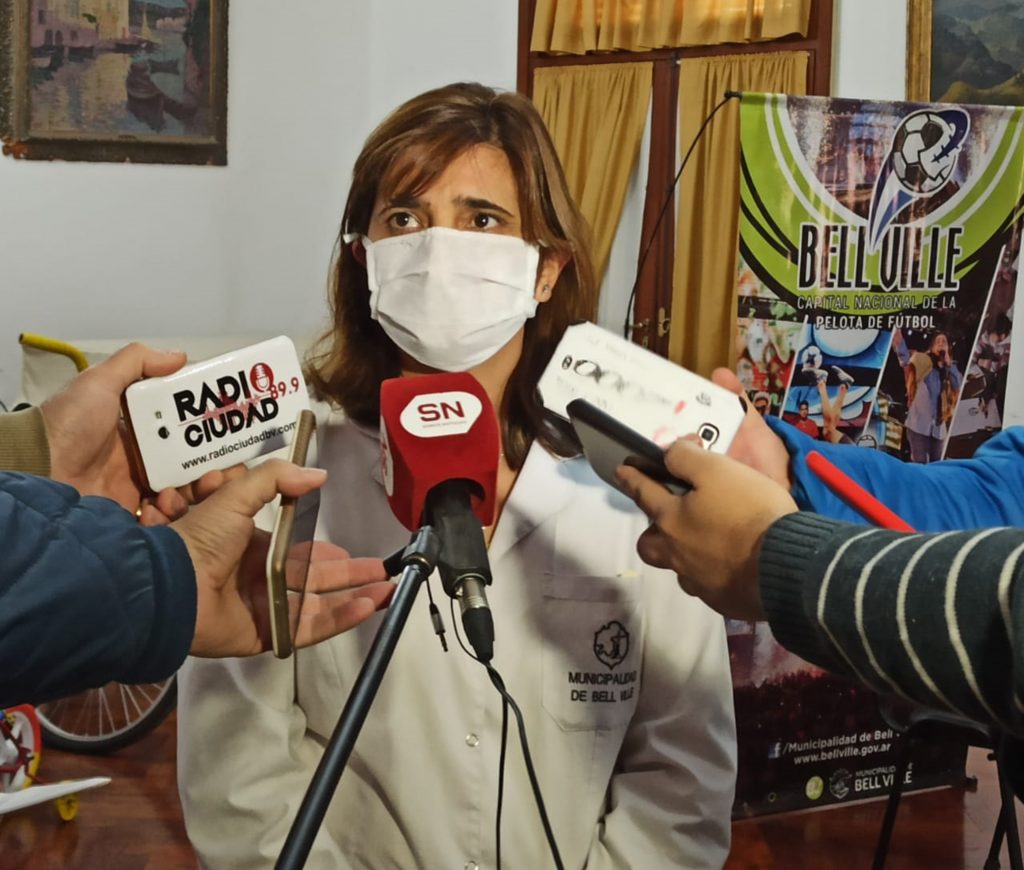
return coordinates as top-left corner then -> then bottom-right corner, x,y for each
118,683 -> 134,725
41,695 -> 69,725
69,690 -> 92,736
128,684 -> 152,721
97,686 -> 116,736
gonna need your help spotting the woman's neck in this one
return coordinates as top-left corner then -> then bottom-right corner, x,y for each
399,328 -> 526,433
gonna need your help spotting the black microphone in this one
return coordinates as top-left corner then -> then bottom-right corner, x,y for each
425,479 -> 494,662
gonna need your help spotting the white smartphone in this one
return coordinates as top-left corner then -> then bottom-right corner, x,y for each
122,336 -> 310,491
539,322 -> 744,452
265,409 -> 318,659
568,398 -> 691,496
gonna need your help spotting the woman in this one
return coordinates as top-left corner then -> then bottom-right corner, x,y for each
893,329 -> 962,463
177,83 -> 736,869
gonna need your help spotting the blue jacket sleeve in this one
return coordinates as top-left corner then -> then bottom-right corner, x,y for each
0,473 -> 197,706
765,418 -> 1024,531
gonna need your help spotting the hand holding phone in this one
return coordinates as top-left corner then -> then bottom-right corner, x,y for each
266,409 -> 319,658
568,399 -> 692,496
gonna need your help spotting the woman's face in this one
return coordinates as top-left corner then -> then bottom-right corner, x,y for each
931,333 -> 949,355
365,143 -> 564,300
357,143 -> 568,385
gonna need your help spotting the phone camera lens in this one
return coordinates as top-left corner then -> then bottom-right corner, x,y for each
698,424 -> 719,447
158,426 -> 170,440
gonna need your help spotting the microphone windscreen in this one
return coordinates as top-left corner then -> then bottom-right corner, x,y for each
379,372 -> 500,530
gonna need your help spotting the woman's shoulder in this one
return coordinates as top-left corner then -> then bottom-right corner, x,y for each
308,397 -> 379,438
308,395 -> 348,427
305,397 -> 381,470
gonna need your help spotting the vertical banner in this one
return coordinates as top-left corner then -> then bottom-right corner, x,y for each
731,93 -> 1023,816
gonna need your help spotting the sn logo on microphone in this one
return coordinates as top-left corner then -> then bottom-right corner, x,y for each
401,391 -> 482,438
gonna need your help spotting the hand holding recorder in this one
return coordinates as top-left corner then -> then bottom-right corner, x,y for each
616,439 -> 797,621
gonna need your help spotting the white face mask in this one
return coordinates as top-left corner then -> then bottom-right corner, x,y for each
360,227 -> 542,371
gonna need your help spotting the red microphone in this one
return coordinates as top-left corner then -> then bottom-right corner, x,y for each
379,372 -> 500,529
379,372 -> 500,661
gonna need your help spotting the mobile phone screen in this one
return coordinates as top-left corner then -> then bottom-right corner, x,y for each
266,409 -> 320,658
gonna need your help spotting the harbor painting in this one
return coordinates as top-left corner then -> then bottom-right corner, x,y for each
0,0 -> 227,164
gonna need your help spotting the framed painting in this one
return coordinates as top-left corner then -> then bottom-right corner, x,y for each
0,0 -> 227,164
908,0 -> 1024,105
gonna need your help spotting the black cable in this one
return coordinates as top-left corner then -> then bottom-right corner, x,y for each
448,600 -> 506,867
449,599 -> 563,869
449,596 -> 475,660
485,663 -> 564,870
495,696 -> 509,870
621,89 -> 742,340
425,579 -> 448,651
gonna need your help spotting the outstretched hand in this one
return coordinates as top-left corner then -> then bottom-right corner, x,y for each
42,342 -> 189,517
616,438 -> 797,621
172,459 -> 393,658
710,368 -> 792,489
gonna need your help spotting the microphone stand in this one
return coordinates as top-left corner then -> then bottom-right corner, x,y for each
276,526 -> 441,870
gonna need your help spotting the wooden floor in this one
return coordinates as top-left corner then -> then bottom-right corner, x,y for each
1,712 -> 1020,869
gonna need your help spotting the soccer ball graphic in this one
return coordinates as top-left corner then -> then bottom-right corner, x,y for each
890,111 -> 961,195
801,344 -> 823,372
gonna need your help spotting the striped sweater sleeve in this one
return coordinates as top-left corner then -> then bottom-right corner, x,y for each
759,511 -> 1024,735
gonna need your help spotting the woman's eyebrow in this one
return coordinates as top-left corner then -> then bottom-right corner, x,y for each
455,195 -> 515,217
377,195 -> 423,214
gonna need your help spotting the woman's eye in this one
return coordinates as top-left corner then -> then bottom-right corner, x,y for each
472,213 -> 499,229
388,212 -> 421,230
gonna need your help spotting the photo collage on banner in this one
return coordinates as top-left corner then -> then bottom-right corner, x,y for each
731,93 -> 1024,816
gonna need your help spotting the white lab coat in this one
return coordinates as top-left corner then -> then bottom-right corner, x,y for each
177,407 -> 736,870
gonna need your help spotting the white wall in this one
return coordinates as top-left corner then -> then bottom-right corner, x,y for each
0,0 -> 518,404
832,0 -> 906,100
0,0 -> 901,404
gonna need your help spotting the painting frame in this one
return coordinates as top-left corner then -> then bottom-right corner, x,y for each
0,0 -> 228,165
905,0 -> 932,102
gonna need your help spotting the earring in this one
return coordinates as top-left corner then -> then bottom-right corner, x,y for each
542,283 -> 551,298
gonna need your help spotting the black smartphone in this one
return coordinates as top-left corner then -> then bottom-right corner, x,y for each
265,409 -> 319,658
567,398 -> 691,496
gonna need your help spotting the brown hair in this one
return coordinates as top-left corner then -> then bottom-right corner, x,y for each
305,82 -> 596,468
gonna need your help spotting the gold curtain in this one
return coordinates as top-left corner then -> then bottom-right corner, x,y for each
669,51 -> 808,376
533,62 -> 653,285
531,0 -> 812,53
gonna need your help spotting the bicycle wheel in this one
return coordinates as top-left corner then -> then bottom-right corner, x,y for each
35,678 -> 176,754
1,706 -> 42,791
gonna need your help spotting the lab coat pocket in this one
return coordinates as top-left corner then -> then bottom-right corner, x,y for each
540,573 -> 643,732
